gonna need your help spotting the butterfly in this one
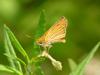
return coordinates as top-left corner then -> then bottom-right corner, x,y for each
36,16 -> 68,49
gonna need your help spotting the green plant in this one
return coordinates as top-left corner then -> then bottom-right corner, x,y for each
69,42 -> 100,75
0,10 -> 100,75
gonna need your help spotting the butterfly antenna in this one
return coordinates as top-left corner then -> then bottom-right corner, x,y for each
25,34 -> 33,39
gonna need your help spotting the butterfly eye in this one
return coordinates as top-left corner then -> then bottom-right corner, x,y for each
39,42 -> 42,44
38,42 -> 43,45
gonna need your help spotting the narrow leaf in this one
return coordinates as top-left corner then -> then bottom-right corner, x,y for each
4,24 -> 30,63
33,10 -> 46,75
68,58 -> 77,72
4,28 -> 16,68
69,42 -> 100,75
0,65 -> 23,75
34,10 -> 46,49
4,53 -> 26,67
8,66 -> 23,75
0,65 -> 13,73
4,25 -> 22,72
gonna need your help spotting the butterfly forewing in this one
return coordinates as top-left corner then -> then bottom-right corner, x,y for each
36,16 -> 68,46
44,17 -> 68,44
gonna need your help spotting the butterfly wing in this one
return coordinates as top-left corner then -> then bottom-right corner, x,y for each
44,16 -> 68,44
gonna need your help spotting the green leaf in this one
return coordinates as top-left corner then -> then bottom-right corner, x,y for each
34,10 -> 46,49
69,42 -> 100,75
4,26 -> 22,72
4,24 -> 30,63
4,53 -> 26,67
0,65 -> 23,75
33,10 -> 46,75
68,58 -> 77,72
8,66 -> 23,75
0,65 -> 13,73
34,63 -> 45,75
4,30 -> 16,68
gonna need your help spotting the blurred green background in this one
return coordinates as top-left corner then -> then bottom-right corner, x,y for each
0,0 -> 100,75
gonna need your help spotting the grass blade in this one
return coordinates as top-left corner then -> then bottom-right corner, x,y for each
69,42 -> 100,75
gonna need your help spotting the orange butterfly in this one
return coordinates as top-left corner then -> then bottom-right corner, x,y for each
36,16 -> 68,49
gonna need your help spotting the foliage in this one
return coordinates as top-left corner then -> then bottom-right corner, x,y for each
69,42 -> 100,75
0,11 -> 100,75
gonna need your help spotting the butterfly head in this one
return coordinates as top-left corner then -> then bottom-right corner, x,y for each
36,37 -> 45,46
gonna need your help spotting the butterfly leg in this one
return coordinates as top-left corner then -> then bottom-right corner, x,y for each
42,44 -> 52,53
47,44 -> 52,52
